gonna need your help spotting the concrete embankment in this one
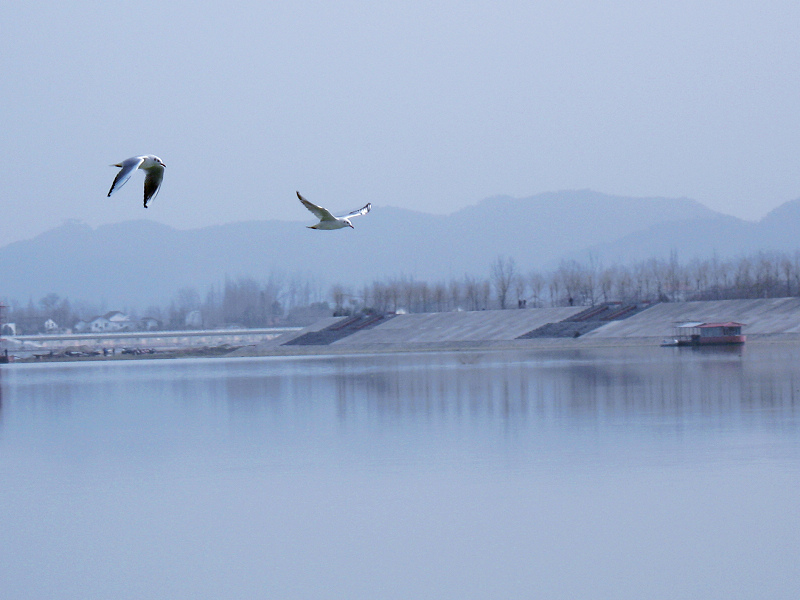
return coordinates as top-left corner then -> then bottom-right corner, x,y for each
11,298 -> 800,362
234,298 -> 800,357
583,297 -> 800,339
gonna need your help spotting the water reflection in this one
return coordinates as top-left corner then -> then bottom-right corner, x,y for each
1,347 -> 798,600
312,347 -> 797,432
1,346 -> 798,445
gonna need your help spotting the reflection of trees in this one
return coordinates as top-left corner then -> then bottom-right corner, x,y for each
320,348 -> 798,429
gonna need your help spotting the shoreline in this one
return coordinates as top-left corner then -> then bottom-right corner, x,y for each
8,333 -> 800,364
11,345 -> 240,364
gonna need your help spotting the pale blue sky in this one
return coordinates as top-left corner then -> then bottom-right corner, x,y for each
2,1 -> 799,244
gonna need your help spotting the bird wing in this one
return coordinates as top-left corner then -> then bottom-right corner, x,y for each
297,191 -> 337,221
338,203 -> 371,219
107,156 -> 145,197
142,164 -> 165,207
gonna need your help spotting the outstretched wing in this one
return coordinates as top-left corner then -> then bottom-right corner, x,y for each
297,191 -> 337,221
142,164 -> 165,208
107,156 -> 145,197
338,203 -> 371,219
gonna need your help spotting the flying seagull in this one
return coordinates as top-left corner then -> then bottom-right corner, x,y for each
297,191 -> 371,230
107,155 -> 166,208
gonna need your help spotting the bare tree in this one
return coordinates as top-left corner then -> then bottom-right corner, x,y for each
793,251 -> 800,297
368,281 -> 389,313
222,277 -> 274,326
330,284 -> 347,314
432,282 -> 447,312
581,253 -> 601,305
39,293 -> 61,314
172,287 -> 201,327
755,251 -> 779,298
202,285 -> 223,328
781,255 -> 793,297
398,276 -> 417,313
632,261 -> 652,301
548,275 -> 561,306
690,258 -> 710,296
514,274 -> 527,308
464,275 -> 481,311
735,257 -> 753,294
528,271 -> 545,307
481,280 -> 492,310
599,266 -> 615,304
664,250 -> 681,301
448,279 -> 462,311
556,260 -> 582,305
491,256 -> 517,309
418,281 -> 431,313
615,265 -> 633,302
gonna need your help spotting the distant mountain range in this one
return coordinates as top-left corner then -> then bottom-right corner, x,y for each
1,190 -> 798,308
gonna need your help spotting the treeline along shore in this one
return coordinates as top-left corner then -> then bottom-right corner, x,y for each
4,249 -> 800,337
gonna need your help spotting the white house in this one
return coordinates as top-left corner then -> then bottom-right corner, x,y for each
89,316 -> 111,332
104,311 -> 133,331
77,311 -> 134,333
44,318 -> 59,333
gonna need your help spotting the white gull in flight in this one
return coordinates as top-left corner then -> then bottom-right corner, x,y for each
107,155 -> 166,208
297,191 -> 371,230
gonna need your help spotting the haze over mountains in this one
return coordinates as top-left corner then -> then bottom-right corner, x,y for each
1,190 -> 798,308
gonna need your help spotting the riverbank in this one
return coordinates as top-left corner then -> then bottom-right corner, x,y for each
11,334 -> 800,364
7,298 -> 800,363
13,345 -> 240,363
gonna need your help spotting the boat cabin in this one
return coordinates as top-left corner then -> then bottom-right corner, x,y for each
669,321 -> 746,346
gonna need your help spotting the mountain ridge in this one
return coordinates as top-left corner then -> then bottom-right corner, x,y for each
1,190 -> 796,308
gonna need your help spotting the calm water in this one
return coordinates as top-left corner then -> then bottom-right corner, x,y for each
1,346 -> 798,599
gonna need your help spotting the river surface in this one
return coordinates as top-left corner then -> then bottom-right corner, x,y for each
1,345 -> 798,599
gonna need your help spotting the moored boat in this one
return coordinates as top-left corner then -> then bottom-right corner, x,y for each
666,321 -> 746,346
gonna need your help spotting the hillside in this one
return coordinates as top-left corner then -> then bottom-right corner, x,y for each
1,190 -> 793,307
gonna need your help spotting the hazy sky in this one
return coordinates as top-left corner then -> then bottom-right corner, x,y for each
2,1 -> 799,244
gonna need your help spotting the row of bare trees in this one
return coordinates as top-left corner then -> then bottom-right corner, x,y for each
339,250 -> 800,315
3,274 -> 329,333
2,294 -> 83,335
7,249 -> 800,333
157,274 -> 327,329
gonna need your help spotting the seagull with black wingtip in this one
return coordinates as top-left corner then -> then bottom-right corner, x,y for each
297,191 -> 371,230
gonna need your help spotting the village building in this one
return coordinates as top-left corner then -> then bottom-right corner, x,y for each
103,311 -> 133,331
139,317 -> 161,331
184,310 -> 203,329
74,311 -> 135,333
